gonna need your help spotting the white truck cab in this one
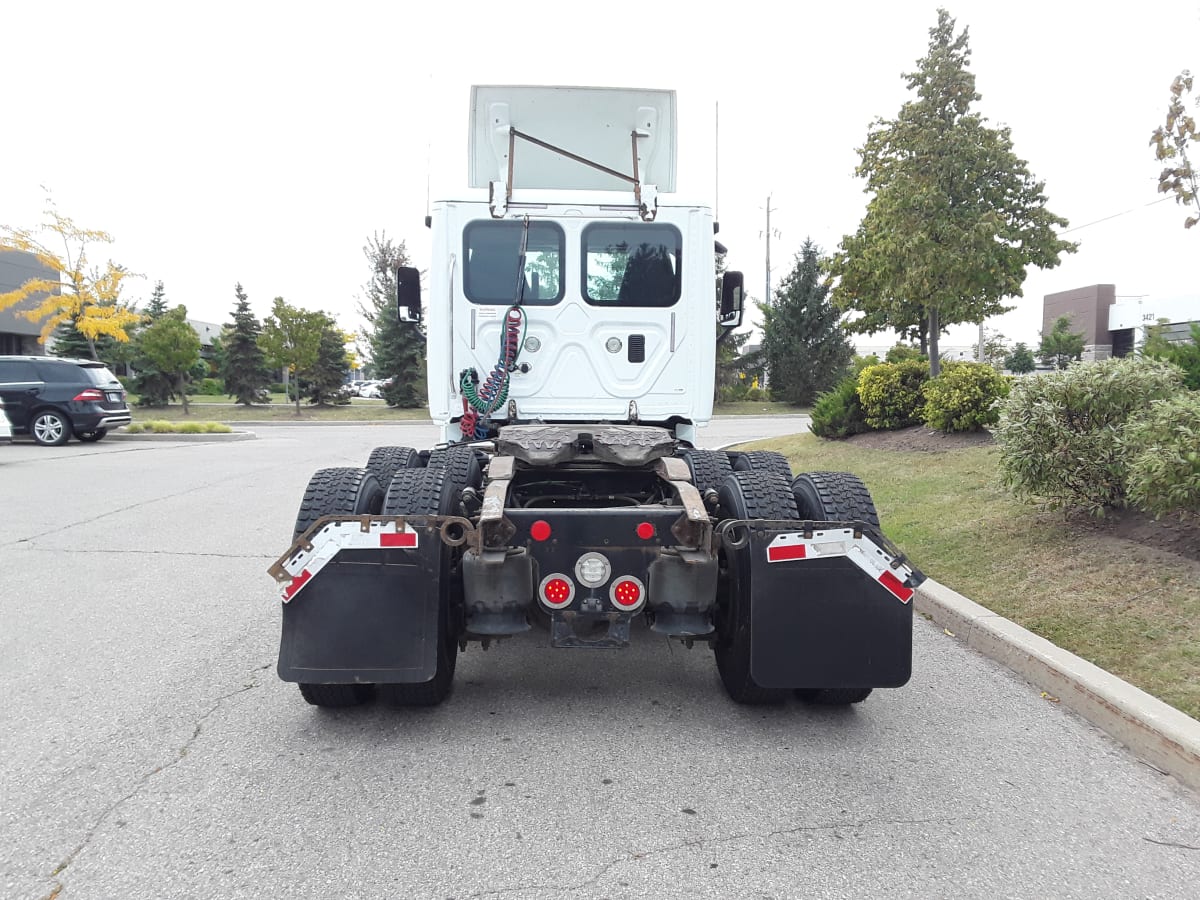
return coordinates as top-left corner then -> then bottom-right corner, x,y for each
409,85 -> 740,444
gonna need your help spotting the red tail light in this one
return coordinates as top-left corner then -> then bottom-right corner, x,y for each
610,577 -> 645,611
539,574 -> 575,610
73,389 -> 105,402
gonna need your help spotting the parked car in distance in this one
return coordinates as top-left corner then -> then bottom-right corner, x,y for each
0,356 -> 132,445
0,397 -> 12,443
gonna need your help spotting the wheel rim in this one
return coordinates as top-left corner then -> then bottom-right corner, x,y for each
34,414 -> 64,443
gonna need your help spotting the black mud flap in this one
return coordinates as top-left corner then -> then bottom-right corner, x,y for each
277,535 -> 442,685
746,530 -> 914,689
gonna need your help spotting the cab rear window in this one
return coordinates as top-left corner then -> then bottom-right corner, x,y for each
583,223 -> 681,307
463,221 -> 564,305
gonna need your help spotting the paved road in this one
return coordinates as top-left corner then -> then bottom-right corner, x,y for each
2,419 -> 1198,900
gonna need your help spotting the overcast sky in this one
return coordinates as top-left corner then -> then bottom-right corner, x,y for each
4,1 -> 1198,353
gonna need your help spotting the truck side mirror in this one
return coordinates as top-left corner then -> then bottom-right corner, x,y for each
396,266 -> 422,323
719,271 -> 744,327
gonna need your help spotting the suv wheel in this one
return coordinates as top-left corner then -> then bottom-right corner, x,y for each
31,410 -> 71,446
77,428 -> 109,443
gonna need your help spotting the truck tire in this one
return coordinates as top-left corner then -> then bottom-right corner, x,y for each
791,472 -> 880,528
293,467 -> 384,540
291,467 -> 385,708
378,457 -> 480,707
794,686 -> 873,705
426,443 -> 482,487
731,450 -> 794,483
713,471 -> 799,705
366,445 -> 422,491
790,471 -> 881,706
679,448 -> 732,495
298,683 -> 376,708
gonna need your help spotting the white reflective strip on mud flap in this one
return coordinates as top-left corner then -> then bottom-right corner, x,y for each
765,528 -> 915,603
276,520 -> 419,603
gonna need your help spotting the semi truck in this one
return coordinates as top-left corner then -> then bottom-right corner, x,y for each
268,85 -> 922,708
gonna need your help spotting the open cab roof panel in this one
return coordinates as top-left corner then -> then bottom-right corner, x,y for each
469,85 -> 677,194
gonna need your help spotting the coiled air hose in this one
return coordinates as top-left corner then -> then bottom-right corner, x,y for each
459,305 -> 525,440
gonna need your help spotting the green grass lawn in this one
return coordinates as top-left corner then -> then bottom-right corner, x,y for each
740,432 -> 1200,719
127,395 -> 429,422
130,395 -> 805,422
713,401 -> 810,416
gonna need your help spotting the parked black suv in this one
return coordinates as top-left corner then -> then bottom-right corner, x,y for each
0,356 -> 132,445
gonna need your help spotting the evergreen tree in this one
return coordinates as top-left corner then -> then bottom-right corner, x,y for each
358,233 -> 426,408
1005,342 -> 1036,374
303,316 -> 351,405
220,283 -> 272,405
760,239 -> 853,405
145,281 -> 169,320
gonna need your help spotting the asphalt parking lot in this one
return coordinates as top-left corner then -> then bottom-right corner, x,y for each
2,420 -> 1199,900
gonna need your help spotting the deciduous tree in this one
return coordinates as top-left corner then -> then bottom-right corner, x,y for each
138,306 -> 201,414
833,8 -> 1076,376
0,197 -> 141,357
260,297 -> 326,415
1150,70 -> 1199,229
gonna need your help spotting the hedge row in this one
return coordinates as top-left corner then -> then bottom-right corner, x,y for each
811,360 -> 1008,438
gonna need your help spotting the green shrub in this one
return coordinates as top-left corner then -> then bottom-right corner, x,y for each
995,356 -> 1184,514
126,420 -> 233,434
921,362 -> 1011,433
885,344 -> 927,364
744,387 -> 764,402
1142,322 -> 1200,390
856,359 -> 930,430
1123,393 -> 1200,518
270,382 -> 287,394
852,354 -> 881,374
810,375 -> 869,439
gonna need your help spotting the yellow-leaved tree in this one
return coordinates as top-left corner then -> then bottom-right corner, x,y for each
0,198 -> 142,359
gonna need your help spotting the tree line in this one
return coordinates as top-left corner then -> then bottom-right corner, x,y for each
9,7 -> 1189,413
0,212 -> 427,414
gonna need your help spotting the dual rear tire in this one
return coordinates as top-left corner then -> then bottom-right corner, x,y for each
291,446 -> 479,709
714,468 -> 879,707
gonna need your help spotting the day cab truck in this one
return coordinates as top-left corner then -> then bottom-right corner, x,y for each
268,85 -> 923,708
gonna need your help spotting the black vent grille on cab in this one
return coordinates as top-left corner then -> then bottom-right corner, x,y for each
628,334 -> 646,363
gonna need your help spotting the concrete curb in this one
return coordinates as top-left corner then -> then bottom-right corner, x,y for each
916,578 -> 1200,793
107,431 -> 256,442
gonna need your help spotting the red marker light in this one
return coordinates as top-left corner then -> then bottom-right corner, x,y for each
540,574 -> 575,609
73,389 -> 105,402
531,520 -> 552,542
611,579 -> 643,609
636,522 -> 655,540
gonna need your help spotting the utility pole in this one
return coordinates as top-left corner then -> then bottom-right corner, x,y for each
764,195 -> 777,306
